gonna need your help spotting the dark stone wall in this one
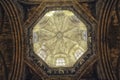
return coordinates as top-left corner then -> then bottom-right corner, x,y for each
0,4 -> 13,80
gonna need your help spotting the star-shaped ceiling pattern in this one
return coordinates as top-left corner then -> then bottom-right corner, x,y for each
33,10 -> 88,67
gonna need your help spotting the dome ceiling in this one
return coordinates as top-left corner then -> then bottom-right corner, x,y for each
33,10 -> 88,67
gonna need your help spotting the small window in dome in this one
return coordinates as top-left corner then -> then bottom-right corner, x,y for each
33,32 -> 39,43
74,50 -> 83,59
56,58 -> 66,66
82,31 -> 87,41
38,49 -> 47,60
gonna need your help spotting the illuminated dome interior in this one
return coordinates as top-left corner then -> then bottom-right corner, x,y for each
33,10 -> 88,68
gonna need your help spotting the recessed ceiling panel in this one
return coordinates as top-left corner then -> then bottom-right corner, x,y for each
33,10 -> 88,67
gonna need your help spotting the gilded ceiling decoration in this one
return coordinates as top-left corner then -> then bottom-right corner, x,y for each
33,10 -> 88,67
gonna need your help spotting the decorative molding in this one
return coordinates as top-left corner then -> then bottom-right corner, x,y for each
0,1 -> 24,80
97,0 -> 118,80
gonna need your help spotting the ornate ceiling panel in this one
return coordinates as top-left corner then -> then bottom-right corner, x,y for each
33,10 -> 88,67
26,5 -> 96,76
23,0 -> 97,77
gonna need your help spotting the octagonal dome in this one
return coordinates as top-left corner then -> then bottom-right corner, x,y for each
33,10 -> 88,68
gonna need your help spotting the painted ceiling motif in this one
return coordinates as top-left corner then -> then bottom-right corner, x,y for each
33,10 -> 88,67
